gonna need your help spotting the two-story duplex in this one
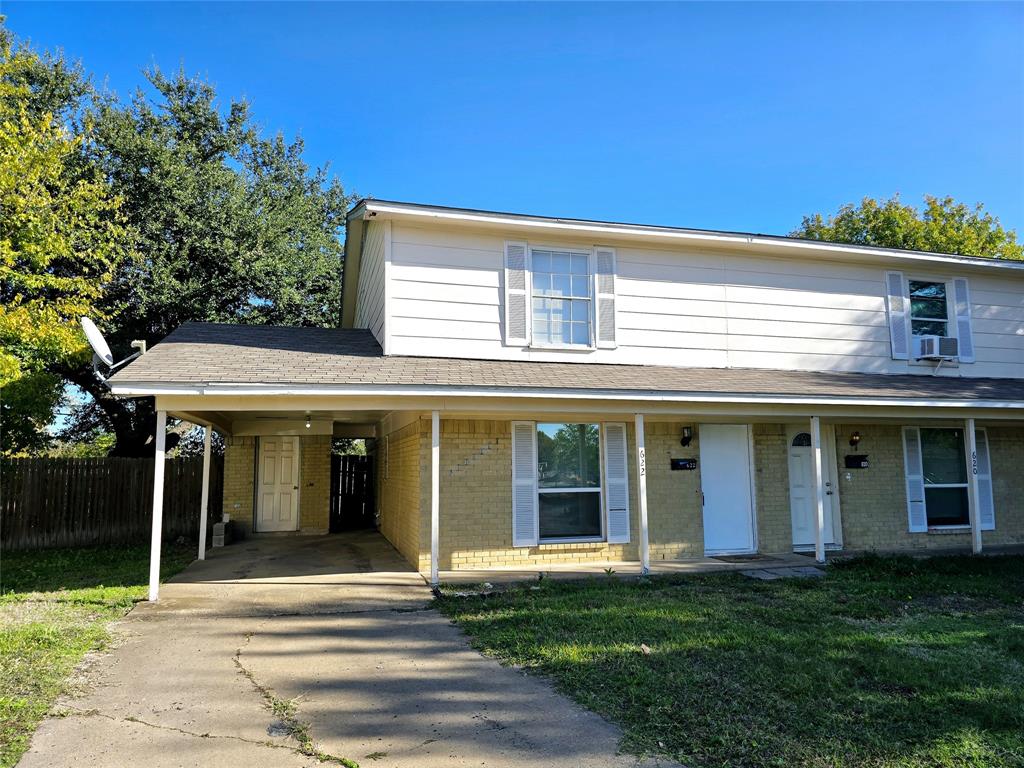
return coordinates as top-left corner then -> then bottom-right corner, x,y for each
108,200 -> 1024,596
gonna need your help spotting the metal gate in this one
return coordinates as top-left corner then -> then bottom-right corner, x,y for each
329,454 -> 375,532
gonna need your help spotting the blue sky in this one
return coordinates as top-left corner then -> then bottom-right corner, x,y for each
6,1 -> 1023,235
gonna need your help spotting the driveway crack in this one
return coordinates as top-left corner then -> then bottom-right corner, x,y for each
52,704 -> 310,754
234,628 -> 359,767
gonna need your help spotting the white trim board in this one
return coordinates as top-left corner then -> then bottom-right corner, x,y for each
110,381 -> 1024,410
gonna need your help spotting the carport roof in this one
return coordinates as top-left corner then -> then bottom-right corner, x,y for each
107,322 -> 1024,403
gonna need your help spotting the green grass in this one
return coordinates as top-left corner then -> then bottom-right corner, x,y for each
0,544 -> 194,768
437,555 -> 1024,768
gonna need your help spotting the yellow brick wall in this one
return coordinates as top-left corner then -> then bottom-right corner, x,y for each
223,435 -> 256,534
431,419 -> 640,571
298,434 -> 331,533
645,422 -> 703,560
835,424 -> 1024,550
221,434 -> 331,535
377,421 -> 423,567
753,424 -> 793,554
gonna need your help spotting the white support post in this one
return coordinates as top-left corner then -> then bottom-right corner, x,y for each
197,426 -> 212,561
634,414 -> 650,575
430,410 -> 440,587
965,418 -> 982,555
148,410 -> 167,602
810,416 -> 826,564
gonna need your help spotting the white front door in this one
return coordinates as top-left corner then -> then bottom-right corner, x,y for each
699,424 -> 755,554
257,436 -> 300,532
787,427 -> 836,548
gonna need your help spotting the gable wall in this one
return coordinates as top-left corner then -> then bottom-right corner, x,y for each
383,222 -> 1024,378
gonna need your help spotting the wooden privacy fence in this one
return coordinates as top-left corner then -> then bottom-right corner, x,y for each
1,456 -> 224,550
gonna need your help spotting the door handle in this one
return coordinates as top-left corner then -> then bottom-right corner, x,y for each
294,485 -> 299,490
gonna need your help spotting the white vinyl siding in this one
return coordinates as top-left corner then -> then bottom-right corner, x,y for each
354,220 -> 387,346
385,223 -> 1024,378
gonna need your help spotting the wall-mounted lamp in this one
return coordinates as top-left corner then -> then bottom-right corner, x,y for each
305,415 -> 312,429
680,426 -> 694,447
849,431 -> 861,448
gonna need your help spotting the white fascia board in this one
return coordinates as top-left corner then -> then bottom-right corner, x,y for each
361,201 -> 1024,274
107,381 -> 1024,410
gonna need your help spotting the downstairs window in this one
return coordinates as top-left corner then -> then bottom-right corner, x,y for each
920,428 -> 969,527
537,423 -> 601,540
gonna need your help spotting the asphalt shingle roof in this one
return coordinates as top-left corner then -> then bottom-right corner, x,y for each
108,322 -> 1024,401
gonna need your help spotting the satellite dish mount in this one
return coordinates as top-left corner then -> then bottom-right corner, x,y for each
81,317 -> 145,383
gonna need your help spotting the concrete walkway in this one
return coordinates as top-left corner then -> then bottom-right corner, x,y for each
19,532 -> 676,768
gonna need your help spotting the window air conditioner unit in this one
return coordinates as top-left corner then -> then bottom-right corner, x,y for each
915,335 -> 958,361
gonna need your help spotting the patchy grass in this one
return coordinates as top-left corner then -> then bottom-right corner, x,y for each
437,554 -> 1024,768
0,544 -> 194,768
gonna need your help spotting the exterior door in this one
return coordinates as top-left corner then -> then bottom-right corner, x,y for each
699,424 -> 755,554
257,436 -> 300,532
787,427 -> 836,548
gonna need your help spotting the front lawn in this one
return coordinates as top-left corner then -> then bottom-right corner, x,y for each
437,555 -> 1024,768
0,544 -> 194,768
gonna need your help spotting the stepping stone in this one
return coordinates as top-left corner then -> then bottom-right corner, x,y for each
740,569 -> 781,580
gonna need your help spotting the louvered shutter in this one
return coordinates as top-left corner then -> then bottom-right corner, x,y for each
902,427 -> 927,532
504,241 -> 529,346
511,421 -> 538,546
886,271 -> 909,360
603,423 -> 630,543
975,428 -> 995,531
594,247 -> 617,349
953,278 -> 975,363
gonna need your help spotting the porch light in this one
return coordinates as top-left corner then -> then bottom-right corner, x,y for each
305,415 -> 311,429
849,431 -> 861,448
680,426 -> 694,447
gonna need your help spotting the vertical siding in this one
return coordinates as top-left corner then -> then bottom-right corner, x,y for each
384,222 -> 1024,379
354,220 -> 386,347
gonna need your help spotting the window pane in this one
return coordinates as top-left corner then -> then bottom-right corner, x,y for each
537,423 -> 600,488
921,429 -> 967,485
549,298 -> 569,322
533,273 -> 551,294
925,487 -> 969,527
551,252 -> 571,273
910,298 -> 948,320
909,281 -> 946,299
571,254 -> 589,275
551,274 -> 571,297
571,301 -> 589,322
571,275 -> 590,298
533,319 -> 550,342
911,320 -> 948,337
571,322 -> 589,345
539,491 -> 602,539
532,251 -> 551,273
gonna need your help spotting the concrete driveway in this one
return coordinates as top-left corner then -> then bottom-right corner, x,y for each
19,532 -> 674,768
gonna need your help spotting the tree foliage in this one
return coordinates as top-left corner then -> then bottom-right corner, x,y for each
55,66 -> 352,455
793,195 -> 1023,260
0,26 -> 128,456
0,28 -> 126,387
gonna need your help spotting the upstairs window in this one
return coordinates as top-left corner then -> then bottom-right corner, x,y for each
909,280 -> 949,337
531,249 -> 592,347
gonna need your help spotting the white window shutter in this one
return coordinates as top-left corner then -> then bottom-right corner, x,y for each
886,271 -> 909,360
975,428 -> 995,531
594,247 -> 617,349
902,427 -> 928,532
953,278 -> 975,363
603,423 -> 630,543
504,241 -> 529,346
511,421 -> 538,547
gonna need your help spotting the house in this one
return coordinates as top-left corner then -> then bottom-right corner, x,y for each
108,200 -> 1024,599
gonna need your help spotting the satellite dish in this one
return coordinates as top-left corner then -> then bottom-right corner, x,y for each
80,317 -> 145,383
81,317 -> 114,366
